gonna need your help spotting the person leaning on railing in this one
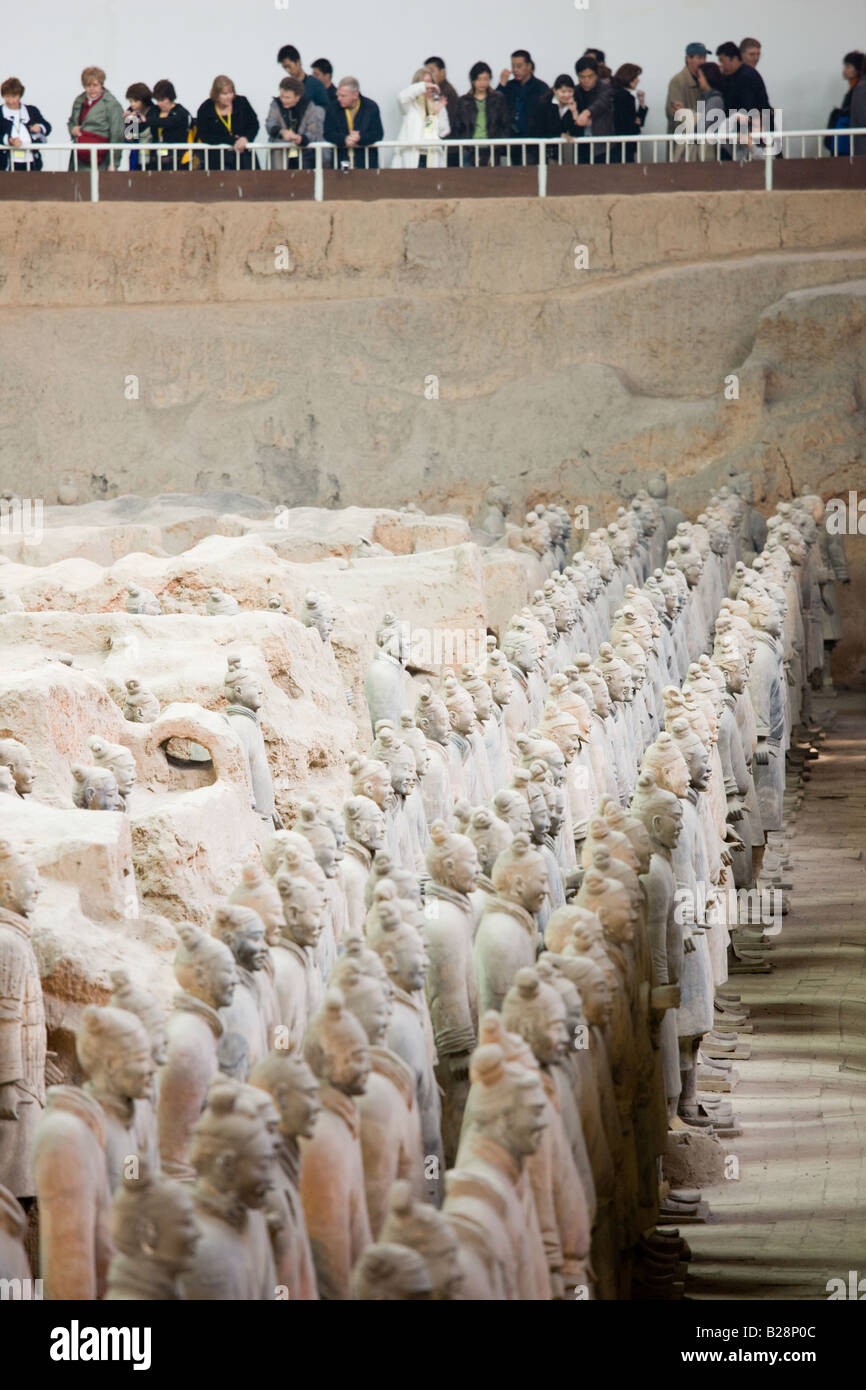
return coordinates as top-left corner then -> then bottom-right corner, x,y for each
452,62 -> 510,166
196,75 -> 259,171
67,66 -> 124,170
266,76 -> 324,171
323,76 -> 383,170
143,81 -> 191,171
124,83 -> 154,171
574,56 -> 614,165
0,76 -> 51,172
531,74 -> 579,165
848,60 -> 866,156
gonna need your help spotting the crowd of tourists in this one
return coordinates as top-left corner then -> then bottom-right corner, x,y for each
1,40 -> 865,172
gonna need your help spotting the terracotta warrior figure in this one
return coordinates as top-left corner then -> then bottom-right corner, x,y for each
294,801 -> 347,980
341,795 -> 387,940
105,1159 -> 200,1300
179,1079 -> 277,1300
299,989 -> 373,1300
460,663 -> 503,796
158,923 -> 238,1180
0,738 -> 34,800
249,1049 -> 321,1300
210,904 -> 274,1081
0,841 -> 46,1202
0,1181 -> 30,1282
502,968 -> 593,1297
466,805 -> 513,924
229,862 -> 285,947
370,725 -> 426,875
478,480 -> 512,540
366,897 -> 444,1203
87,734 -> 137,810
331,945 -> 424,1237
414,684 -> 455,827
473,833 -> 548,1014
350,1242 -> 433,1300
71,762 -> 123,811
122,677 -> 160,724
224,655 -> 282,828
33,1085 -> 114,1300
424,819 -> 481,1164
206,587 -> 239,616
126,582 -> 162,616
365,612 -> 410,737
301,589 -> 335,644
380,1178 -> 465,1300
272,868 -> 326,1052
445,1039 -> 551,1300
76,1005 -> 158,1195
0,769 -> 14,797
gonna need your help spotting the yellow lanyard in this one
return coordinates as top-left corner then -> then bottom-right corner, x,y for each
216,107 -> 232,134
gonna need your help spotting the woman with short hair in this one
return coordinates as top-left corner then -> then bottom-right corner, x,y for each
196,75 -> 259,170
68,65 -> 125,169
610,63 -> 647,163
143,80 -> 191,171
0,77 -> 51,172
265,76 -> 325,170
124,82 -> 154,170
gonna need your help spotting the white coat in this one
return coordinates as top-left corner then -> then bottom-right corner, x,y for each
392,83 -> 450,168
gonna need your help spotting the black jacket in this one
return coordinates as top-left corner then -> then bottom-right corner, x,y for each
723,64 -> 770,116
0,102 -> 51,170
195,96 -> 260,169
497,73 -> 550,137
610,84 -> 647,162
324,94 -> 384,168
143,102 -> 191,169
452,89 -> 511,141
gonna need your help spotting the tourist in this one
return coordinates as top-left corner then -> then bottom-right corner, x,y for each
451,62 -> 510,166
0,77 -> 51,172
311,59 -> 339,103
323,77 -> 384,169
716,42 -> 771,121
574,55 -> 614,164
143,80 -> 191,171
124,83 -> 154,171
609,63 -> 647,163
497,49 -> 549,165
393,67 -> 450,169
531,74 -> 579,163
266,76 -> 325,170
277,46 -> 329,109
826,51 -> 865,154
67,65 -> 124,169
665,43 -> 707,160
851,61 -> 866,156
739,38 -> 762,68
581,48 -> 612,81
196,76 -> 259,171
423,57 -> 459,129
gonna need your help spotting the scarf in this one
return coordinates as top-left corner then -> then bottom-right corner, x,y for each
345,99 -> 361,131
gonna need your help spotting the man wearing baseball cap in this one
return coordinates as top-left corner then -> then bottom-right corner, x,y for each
666,42 -> 708,158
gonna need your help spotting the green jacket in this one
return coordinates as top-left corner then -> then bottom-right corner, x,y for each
67,87 -> 125,165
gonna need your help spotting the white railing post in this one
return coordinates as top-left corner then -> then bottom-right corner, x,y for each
538,155 -> 547,197
764,137 -> 774,191
314,142 -> 323,201
89,156 -> 99,202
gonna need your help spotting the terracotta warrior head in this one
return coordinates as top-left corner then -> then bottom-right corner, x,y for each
347,752 -> 392,811
466,1038 -> 548,1159
369,901 -> 427,994
275,872 -> 325,950
466,807 -> 513,878
0,840 -> 39,918
229,863 -> 285,948
490,832 -> 549,918
343,794 -> 387,854
426,820 -> 480,896
189,1079 -> 275,1210
295,803 -> 340,879
630,771 -> 684,853
502,966 -> 569,1066
77,1005 -> 156,1105
87,734 -> 137,805
224,656 -> 263,713
304,987 -> 370,1096
576,868 -> 635,943
350,1243 -> 433,1301
0,737 -> 35,798
212,903 -> 269,974
490,788 -> 532,837
641,732 -> 690,800
415,684 -> 450,746
562,954 -> 612,1027
380,1179 -> 464,1301
174,922 -> 238,1010
248,1049 -> 321,1141
329,951 -> 393,1047
110,1157 -> 199,1278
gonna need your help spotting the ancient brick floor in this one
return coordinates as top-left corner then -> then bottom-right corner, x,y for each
686,692 -> 866,1300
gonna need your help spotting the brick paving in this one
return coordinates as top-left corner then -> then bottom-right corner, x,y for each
685,693 -> 866,1301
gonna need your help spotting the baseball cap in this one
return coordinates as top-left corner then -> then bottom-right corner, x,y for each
685,43 -> 709,57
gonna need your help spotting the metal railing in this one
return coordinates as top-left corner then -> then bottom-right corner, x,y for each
2,129 -> 864,200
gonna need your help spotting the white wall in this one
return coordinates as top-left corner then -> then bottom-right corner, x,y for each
6,0 -> 863,156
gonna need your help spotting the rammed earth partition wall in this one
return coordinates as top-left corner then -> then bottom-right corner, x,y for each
1,188 -> 864,681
